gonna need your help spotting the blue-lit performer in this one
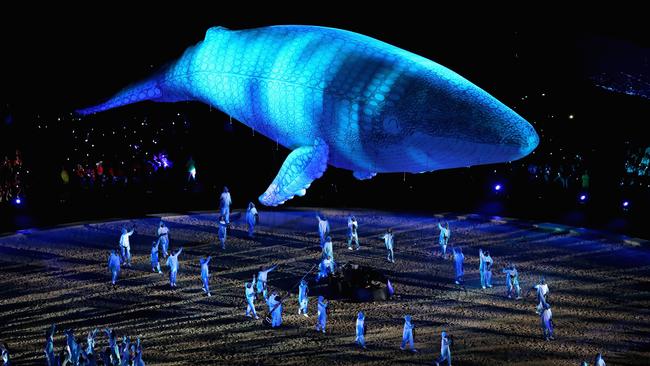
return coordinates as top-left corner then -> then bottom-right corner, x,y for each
480,249 -> 493,289
400,315 -> 417,352
484,251 -> 493,288
245,281 -> 259,319
246,202 -> 259,238
316,214 -> 330,247
298,279 -> 309,317
84,328 -> 98,364
166,247 -> 183,288
217,216 -> 228,249
119,336 -> 130,364
437,221 -> 450,258
119,227 -> 134,267
200,256 -> 212,297
503,263 -> 522,299
220,186 -> 232,225
434,331 -> 452,366
478,248 -> 485,288
44,324 -> 56,366
103,328 -> 120,365
316,255 -> 333,281
347,216 -> 360,250
108,250 -> 121,285
157,221 -> 170,257
266,291 -> 283,327
322,236 -> 335,272
453,247 -> 465,285
315,296 -> 328,333
150,241 -> 162,274
256,264 -> 278,298
541,304 -> 554,340
355,311 -> 366,349
595,353 -> 606,366
64,329 -> 81,366
132,338 -> 145,366
381,228 -> 395,263
0,343 -> 9,366
534,277 -> 549,314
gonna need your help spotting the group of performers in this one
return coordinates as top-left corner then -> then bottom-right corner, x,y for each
0,196 -> 608,365
21,186 -> 596,365
40,324 -> 145,366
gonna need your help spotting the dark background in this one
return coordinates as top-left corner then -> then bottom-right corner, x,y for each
1,7 -> 649,236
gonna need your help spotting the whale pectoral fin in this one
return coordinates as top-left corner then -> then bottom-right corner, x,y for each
353,171 -> 377,180
259,138 -> 329,206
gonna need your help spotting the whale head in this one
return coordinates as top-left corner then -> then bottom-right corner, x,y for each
367,65 -> 539,172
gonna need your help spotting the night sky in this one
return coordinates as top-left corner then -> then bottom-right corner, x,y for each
1,7 -> 649,234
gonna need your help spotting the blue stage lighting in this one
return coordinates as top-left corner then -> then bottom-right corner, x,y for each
15,197 -> 21,205
494,184 -> 502,191
623,200 -> 629,208
579,194 -> 586,201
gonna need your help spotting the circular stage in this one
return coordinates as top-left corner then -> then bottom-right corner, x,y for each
0,209 -> 648,365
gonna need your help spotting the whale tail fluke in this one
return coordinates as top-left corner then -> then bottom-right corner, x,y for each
76,72 -> 191,115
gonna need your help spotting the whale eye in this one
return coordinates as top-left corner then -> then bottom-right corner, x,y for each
383,116 -> 401,134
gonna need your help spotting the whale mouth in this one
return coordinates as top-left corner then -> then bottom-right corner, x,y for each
396,133 -> 539,172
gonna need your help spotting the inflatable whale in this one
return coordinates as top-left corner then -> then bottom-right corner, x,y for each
78,25 -> 539,206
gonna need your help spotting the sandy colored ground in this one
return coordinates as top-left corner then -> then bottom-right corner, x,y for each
1,209 -> 649,365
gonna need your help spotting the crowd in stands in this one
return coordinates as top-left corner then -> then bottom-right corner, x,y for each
0,150 -> 26,204
57,152 -> 188,201
521,151 -> 589,193
622,145 -> 650,188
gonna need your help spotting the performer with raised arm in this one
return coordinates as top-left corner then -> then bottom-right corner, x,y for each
119,226 -> 135,267
200,256 -> 212,297
256,264 -> 278,298
166,247 -> 183,288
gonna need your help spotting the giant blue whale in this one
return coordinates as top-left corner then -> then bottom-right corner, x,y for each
78,25 -> 539,206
